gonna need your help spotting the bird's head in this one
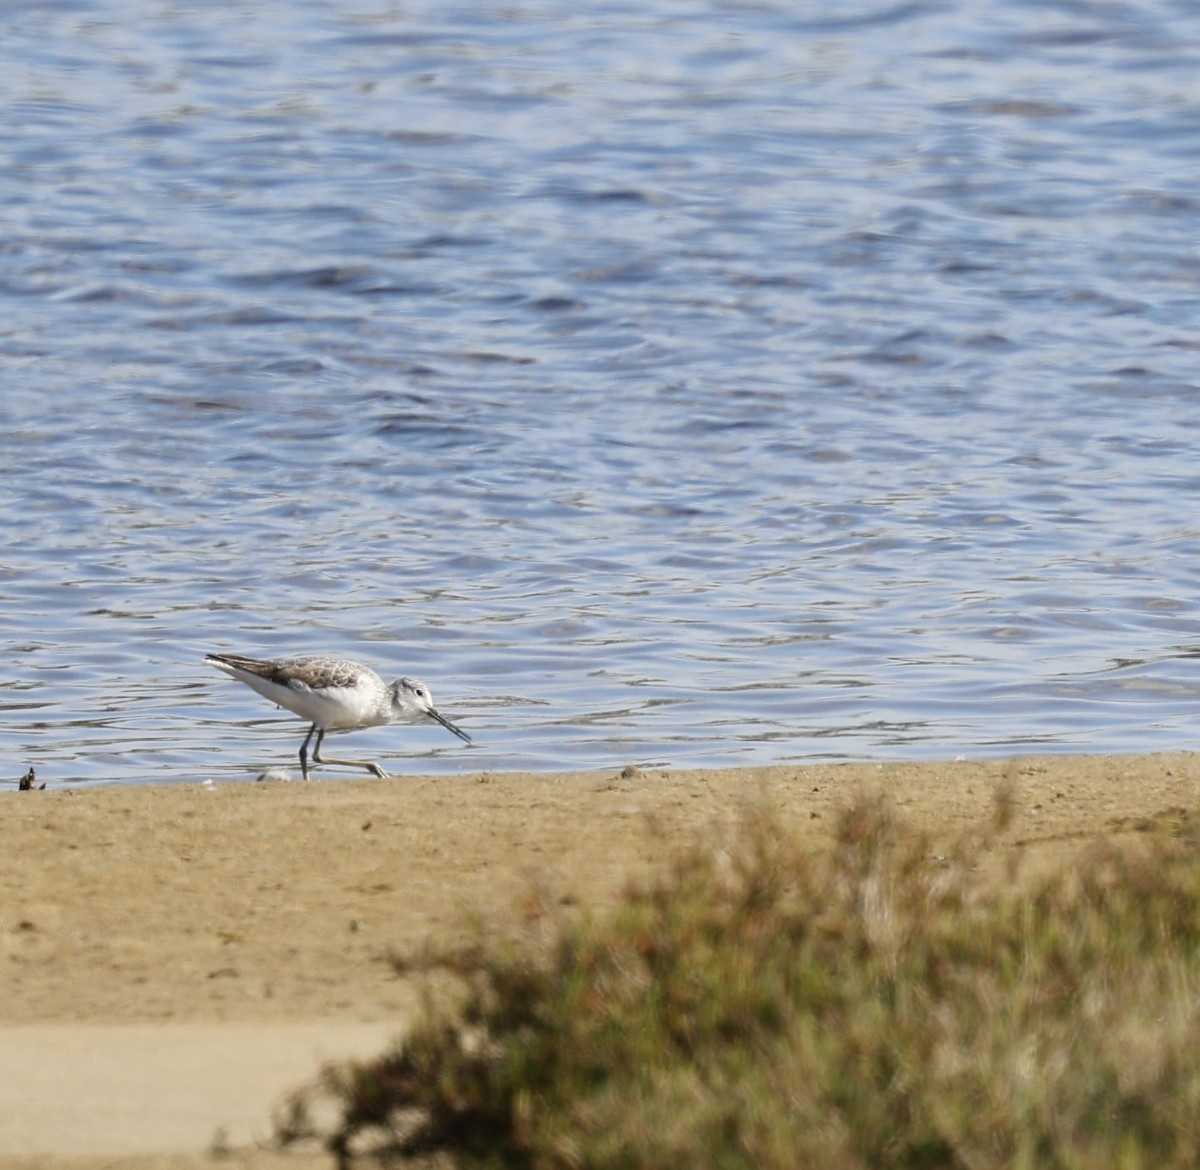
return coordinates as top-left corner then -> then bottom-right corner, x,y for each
392,677 -> 471,742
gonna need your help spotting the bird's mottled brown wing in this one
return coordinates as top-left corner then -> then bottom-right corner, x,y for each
275,656 -> 367,692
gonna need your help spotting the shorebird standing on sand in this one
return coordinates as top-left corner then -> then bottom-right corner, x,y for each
205,652 -> 471,779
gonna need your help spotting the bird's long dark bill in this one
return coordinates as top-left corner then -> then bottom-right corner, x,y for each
428,708 -> 472,743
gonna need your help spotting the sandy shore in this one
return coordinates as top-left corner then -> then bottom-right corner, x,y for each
3,752 -> 1199,1168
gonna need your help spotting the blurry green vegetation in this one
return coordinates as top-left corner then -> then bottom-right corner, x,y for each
277,791 -> 1200,1169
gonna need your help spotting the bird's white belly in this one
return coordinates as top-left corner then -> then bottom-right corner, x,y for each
302,684 -> 388,730
232,673 -> 387,730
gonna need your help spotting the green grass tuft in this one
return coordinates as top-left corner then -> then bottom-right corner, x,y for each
278,792 -> 1200,1169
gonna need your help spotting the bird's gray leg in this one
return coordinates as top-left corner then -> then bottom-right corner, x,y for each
311,731 -> 389,779
298,724 -> 317,780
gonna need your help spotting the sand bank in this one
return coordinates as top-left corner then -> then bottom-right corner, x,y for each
3,752 -> 1198,1167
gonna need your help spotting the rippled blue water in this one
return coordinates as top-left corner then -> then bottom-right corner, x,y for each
4,1 -> 1200,786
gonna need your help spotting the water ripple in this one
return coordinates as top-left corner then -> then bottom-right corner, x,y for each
3,0 -> 1200,784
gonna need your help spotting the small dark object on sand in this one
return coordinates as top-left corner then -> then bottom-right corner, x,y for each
18,766 -> 43,791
